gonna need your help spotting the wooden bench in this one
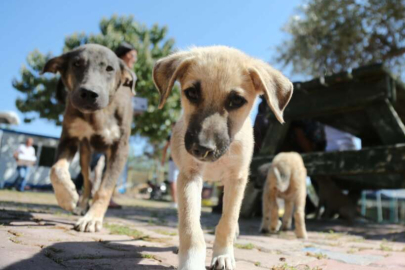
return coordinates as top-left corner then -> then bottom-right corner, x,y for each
241,64 -> 405,217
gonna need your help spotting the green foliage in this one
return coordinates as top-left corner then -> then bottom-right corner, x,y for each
277,0 -> 405,77
13,15 -> 180,143
13,50 -> 64,125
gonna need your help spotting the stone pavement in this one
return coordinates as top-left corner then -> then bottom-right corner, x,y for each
0,190 -> 404,270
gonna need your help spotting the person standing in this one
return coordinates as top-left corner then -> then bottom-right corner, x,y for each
3,138 -> 36,191
161,128 -> 179,208
115,42 -> 138,70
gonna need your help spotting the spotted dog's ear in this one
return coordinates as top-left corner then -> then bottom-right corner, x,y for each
248,60 -> 293,123
119,59 -> 137,95
41,53 -> 69,102
153,52 -> 194,109
41,55 -> 67,75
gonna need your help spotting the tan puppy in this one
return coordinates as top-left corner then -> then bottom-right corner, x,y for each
153,46 -> 293,270
260,152 -> 308,239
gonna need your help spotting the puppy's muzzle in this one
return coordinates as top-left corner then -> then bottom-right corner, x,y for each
80,88 -> 98,103
75,88 -> 100,111
190,143 -> 217,162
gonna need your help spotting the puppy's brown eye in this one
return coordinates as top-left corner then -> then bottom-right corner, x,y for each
106,66 -> 114,72
184,86 -> 200,103
73,60 -> 82,67
227,93 -> 246,110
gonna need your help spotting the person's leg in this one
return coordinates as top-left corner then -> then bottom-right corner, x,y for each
3,173 -> 18,189
170,182 -> 177,202
17,166 -> 29,192
168,161 -> 179,206
2,180 -> 14,189
4,166 -> 22,189
3,181 -> 14,189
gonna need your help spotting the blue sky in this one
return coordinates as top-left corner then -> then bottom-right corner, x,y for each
0,0 -> 302,143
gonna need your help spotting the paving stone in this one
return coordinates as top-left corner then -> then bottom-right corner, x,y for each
1,191 -> 405,270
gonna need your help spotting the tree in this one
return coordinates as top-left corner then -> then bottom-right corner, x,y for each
13,15 -> 180,144
276,0 -> 405,77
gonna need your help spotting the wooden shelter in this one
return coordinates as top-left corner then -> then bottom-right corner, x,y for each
241,64 -> 405,217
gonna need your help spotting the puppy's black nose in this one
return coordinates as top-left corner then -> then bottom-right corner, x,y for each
79,88 -> 98,103
191,144 -> 215,160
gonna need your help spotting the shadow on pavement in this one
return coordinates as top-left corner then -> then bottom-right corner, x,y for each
4,240 -> 176,270
0,208 -> 73,227
2,200 -> 405,244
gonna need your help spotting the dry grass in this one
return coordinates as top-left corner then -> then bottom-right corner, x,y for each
104,223 -> 145,239
234,243 -> 256,250
305,252 -> 328,260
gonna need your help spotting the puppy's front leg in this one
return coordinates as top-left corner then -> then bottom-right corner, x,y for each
294,192 -> 308,239
73,140 -> 92,216
260,180 -> 272,233
75,138 -> 128,232
211,176 -> 247,270
177,172 -> 206,270
50,134 -> 79,212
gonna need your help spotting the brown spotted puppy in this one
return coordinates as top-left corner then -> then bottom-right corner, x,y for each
153,46 -> 293,270
260,152 -> 308,239
41,44 -> 136,232
315,177 -> 357,223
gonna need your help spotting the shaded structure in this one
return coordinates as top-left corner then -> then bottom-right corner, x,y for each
242,64 -> 405,217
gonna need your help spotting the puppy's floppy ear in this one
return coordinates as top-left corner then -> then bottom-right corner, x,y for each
56,78 -> 67,104
41,55 -> 66,75
248,61 -> 293,123
153,52 -> 193,109
119,60 -> 137,95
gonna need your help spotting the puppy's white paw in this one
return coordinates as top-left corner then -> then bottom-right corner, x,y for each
178,248 -> 206,270
74,214 -> 103,233
211,247 -> 235,270
50,166 -> 78,211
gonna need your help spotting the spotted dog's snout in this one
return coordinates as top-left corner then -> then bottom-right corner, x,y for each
72,87 -> 102,112
78,88 -> 100,110
79,88 -> 99,103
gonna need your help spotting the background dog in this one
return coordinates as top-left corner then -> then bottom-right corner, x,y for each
315,176 -> 358,223
41,44 -> 136,232
260,152 -> 308,239
153,46 -> 293,270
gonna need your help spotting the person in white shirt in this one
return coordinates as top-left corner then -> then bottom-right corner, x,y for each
3,138 -> 36,191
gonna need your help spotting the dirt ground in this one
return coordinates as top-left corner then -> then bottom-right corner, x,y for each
1,190 -> 405,270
